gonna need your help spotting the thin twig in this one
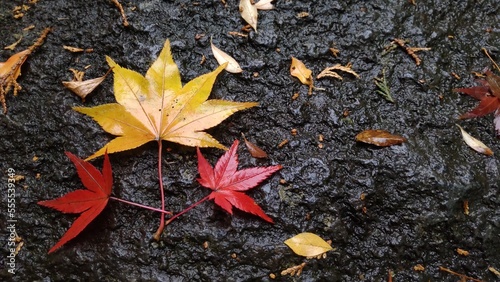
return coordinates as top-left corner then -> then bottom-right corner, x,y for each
392,38 -> 430,66
110,197 -> 172,214
482,47 -> 500,72
164,195 -> 211,226
111,0 -> 129,26
439,266 -> 483,282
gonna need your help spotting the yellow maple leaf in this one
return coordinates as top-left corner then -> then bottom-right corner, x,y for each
75,40 -> 258,160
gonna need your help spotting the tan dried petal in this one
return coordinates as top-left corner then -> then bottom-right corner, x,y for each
210,38 -> 243,73
63,68 -> 112,101
457,125 -> 493,156
255,0 -> 273,10
239,0 -> 258,31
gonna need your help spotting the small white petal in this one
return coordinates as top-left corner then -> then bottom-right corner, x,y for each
255,0 -> 273,10
457,125 -> 493,156
210,38 -> 243,74
239,0 -> 258,31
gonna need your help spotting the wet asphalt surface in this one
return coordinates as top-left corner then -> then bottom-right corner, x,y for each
0,0 -> 499,281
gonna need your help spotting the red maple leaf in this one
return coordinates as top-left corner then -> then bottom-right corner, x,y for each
196,140 -> 282,223
38,151 -> 112,253
454,70 -> 500,137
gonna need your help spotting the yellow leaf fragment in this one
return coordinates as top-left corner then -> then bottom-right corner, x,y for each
284,232 -> 333,257
317,63 -> 359,80
74,40 -> 257,160
457,125 -> 493,156
210,38 -> 243,73
255,0 -> 273,10
290,57 -> 313,94
239,0 -> 258,31
62,68 -> 112,101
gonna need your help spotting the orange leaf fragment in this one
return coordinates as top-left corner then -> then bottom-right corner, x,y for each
355,129 -> 406,147
0,27 -> 50,113
62,68 -> 112,101
242,133 -> 268,158
290,57 -> 313,94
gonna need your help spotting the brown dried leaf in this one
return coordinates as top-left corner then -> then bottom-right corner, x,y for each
355,129 -> 406,147
242,133 -> 268,158
457,125 -> 493,156
463,200 -> 469,215
239,0 -> 258,31
290,57 -> 313,94
210,38 -> 243,73
62,68 -> 112,101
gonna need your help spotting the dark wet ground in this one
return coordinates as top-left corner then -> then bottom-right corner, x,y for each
1,0 -> 499,281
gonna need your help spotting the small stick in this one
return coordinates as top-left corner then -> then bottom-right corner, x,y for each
438,266 -> 483,282
111,0 -> 129,26
392,38 -> 430,66
482,47 -> 500,72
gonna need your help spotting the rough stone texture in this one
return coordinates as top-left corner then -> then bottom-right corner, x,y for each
0,0 -> 499,281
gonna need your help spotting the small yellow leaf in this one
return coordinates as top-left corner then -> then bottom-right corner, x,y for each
290,57 -> 313,94
290,57 -> 312,85
239,0 -> 258,31
210,38 -> 243,73
457,125 -> 493,156
284,232 -> 332,257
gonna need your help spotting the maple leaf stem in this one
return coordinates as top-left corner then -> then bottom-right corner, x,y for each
153,140 -> 166,241
165,195 -> 211,226
109,196 -> 172,215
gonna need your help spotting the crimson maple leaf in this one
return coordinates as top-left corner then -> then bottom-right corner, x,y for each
454,70 -> 500,137
38,152 -> 112,253
196,140 -> 282,223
